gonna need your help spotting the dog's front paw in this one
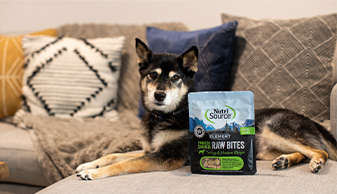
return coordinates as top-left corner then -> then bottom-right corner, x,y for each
77,169 -> 106,180
77,169 -> 95,180
272,156 -> 289,170
310,158 -> 324,173
75,162 -> 99,173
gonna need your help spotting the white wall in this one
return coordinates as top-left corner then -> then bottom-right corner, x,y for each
0,0 -> 336,34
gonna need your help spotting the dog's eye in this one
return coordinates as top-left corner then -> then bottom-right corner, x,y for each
149,72 -> 158,79
171,75 -> 180,82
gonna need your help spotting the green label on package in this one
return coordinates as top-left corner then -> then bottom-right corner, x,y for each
240,127 -> 255,135
200,156 -> 244,170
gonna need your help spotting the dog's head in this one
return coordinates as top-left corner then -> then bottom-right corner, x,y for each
135,38 -> 198,114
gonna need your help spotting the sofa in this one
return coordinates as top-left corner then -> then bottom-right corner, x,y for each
1,12 -> 336,194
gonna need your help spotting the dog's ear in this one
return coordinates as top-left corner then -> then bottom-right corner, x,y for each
135,38 -> 152,65
179,46 -> 198,73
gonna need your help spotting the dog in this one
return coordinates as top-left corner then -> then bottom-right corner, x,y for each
76,38 -> 196,180
76,38 -> 337,180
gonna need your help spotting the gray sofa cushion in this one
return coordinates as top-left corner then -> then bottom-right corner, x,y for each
38,160 -> 337,194
0,122 -> 49,186
0,183 -> 43,194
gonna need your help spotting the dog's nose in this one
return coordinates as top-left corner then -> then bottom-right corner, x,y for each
154,91 -> 166,102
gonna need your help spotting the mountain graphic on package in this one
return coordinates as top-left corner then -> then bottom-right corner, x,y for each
189,117 -> 215,131
189,117 -> 255,133
241,119 -> 255,127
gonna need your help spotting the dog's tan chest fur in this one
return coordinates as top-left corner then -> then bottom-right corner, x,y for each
142,130 -> 187,153
152,130 -> 187,152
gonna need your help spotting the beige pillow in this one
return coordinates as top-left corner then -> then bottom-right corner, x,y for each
222,13 -> 337,121
22,36 -> 124,118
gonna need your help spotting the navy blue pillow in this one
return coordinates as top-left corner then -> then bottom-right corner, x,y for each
138,21 -> 238,118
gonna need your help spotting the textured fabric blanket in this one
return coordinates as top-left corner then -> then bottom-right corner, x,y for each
14,110 -> 143,184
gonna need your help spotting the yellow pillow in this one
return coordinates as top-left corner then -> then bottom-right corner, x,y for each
0,28 -> 57,118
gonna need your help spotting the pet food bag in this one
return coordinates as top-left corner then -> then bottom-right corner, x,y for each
188,91 -> 256,175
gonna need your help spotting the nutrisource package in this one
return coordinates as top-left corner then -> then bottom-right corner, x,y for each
188,91 -> 256,175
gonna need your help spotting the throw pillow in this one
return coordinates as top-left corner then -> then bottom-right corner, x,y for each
0,29 -> 57,118
22,36 -> 125,118
147,21 -> 238,91
222,13 -> 337,121
137,22 -> 238,117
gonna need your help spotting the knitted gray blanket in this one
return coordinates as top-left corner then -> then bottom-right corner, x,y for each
14,110 -> 142,184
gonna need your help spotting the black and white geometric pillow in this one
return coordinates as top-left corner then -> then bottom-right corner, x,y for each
22,36 -> 125,118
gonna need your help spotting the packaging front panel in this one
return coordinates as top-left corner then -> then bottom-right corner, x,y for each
188,91 -> 256,175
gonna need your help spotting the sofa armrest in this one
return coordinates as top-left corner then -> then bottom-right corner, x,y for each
331,84 -> 337,140
333,42 -> 337,85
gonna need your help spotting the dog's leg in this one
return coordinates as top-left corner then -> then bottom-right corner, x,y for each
258,127 -> 329,173
77,152 -> 185,180
272,152 -> 307,170
78,135 -> 188,180
271,146 -> 328,173
285,145 -> 328,173
75,152 -> 145,173
305,148 -> 328,173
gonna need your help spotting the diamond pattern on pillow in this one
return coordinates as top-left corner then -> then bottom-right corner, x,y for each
222,13 -> 337,121
22,36 -> 124,117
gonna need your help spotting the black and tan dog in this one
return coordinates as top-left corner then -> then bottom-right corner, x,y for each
76,39 -> 337,180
